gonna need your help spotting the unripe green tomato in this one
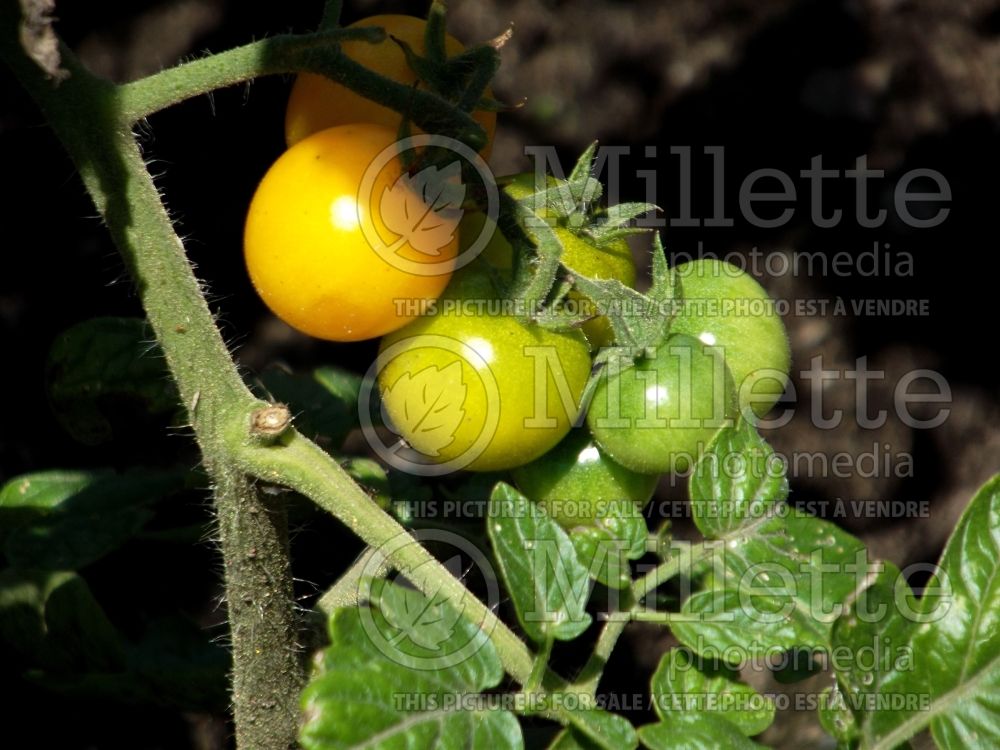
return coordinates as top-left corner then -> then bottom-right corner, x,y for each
586,333 -> 738,474
377,266 -> 593,472
512,429 -> 659,530
670,259 -> 790,419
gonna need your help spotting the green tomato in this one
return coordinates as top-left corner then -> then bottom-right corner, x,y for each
377,267 -> 593,473
586,333 -> 738,474
670,259 -> 790,418
512,429 -> 659,530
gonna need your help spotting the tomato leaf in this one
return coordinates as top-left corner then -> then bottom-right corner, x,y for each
670,421 -> 878,667
688,417 -> 788,538
46,317 -> 180,445
1,468 -> 188,570
302,580 -> 521,750
381,361 -> 465,456
817,682 -> 860,745
650,648 -> 775,736
487,483 -> 592,643
638,713 -> 768,749
0,569 -> 126,673
379,576 -> 465,653
830,473 -> 1000,750
563,708 -> 638,750
570,510 -> 647,590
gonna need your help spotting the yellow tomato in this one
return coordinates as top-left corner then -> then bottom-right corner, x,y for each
244,123 -> 458,342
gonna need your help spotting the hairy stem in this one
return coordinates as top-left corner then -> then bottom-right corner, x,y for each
238,432 -> 536,683
574,542 -> 709,696
116,29 -> 486,149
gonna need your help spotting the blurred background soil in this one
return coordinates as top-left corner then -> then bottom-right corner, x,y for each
2,0 -> 999,747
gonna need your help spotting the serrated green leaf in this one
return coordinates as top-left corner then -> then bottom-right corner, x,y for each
672,510 -> 871,661
830,474 -> 1000,750
650,648 -> 774,736
565,708 -> 638,750
670,422 -> 874,664
303,581 -> 520,750
487,483 -> 592,643
570,512 -> 647,590
0,470 -> 96,545
818,683 -> 859,744
46,317 -> 180,445
689,418 -> 788,537
637,713 -> 767,749
2,469 -> 187,570
548,728 -> 604,749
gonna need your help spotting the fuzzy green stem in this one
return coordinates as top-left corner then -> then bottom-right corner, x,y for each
316,546 -> 391,612
573,542 -> 708,697
116,29 -> 486,150
236,432 -> 535,682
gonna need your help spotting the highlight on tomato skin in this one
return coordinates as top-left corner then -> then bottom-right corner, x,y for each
284,14 -> 497,158
243,123 -> 460,343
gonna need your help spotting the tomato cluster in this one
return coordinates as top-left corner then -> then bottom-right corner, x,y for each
243,13 -> 791,531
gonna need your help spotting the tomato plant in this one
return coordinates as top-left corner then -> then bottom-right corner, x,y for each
8,3 -> 987,750
377,267 -> 592,472
670,258 -> 790,418
512,429 -> 658,529
244,123 -> 458,342
587,333 -> 738,474
285,14 -> 497,153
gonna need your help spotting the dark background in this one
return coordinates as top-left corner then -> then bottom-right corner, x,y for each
2,0 -> 998,747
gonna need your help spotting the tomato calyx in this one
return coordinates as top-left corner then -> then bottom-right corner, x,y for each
494,145 -> 660,335
375,3 -> 502,152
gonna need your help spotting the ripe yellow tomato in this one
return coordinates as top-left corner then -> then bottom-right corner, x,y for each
285,15 -> 497,156
244,123 -> 458,342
